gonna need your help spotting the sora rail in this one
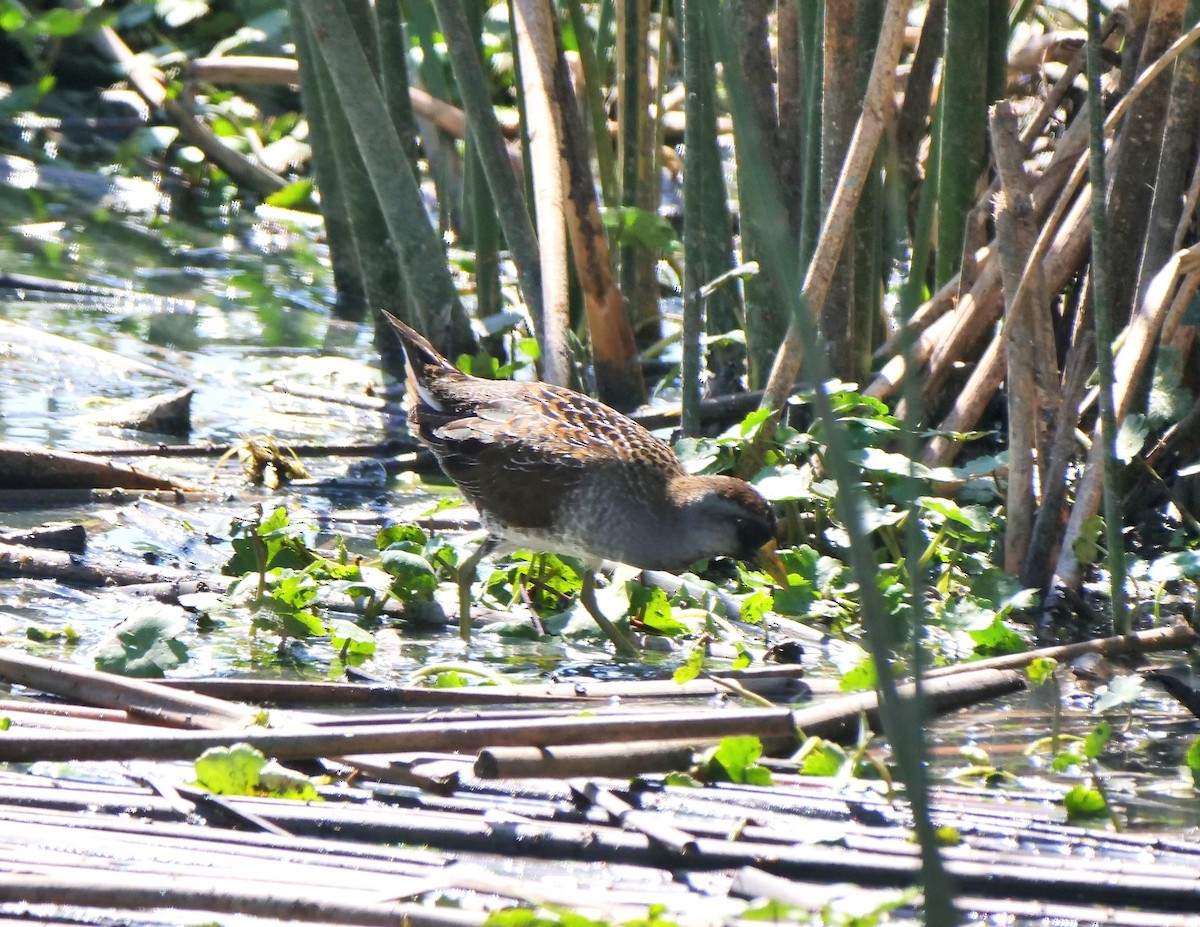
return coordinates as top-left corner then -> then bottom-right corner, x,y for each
385,311 -> 787,654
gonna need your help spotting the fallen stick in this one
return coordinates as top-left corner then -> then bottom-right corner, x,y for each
0,649 -> 252,729
572,779 -> 699,856
0,545 -> 449,630
268,381 -> 392,411
788,668 -> 1024,743
0,707 -> 801,763
0,543 -> 228,589
68,439 -> 416,458
0,488 -> 212,509
0,873 -> 482,927
0,270 -> 149,299
0,670 -> 1023,764
0,704 -> 160,733
159,666 -> 817,707
0,523 -> 86,552
69,388 -> 194,435
476,740 -> 701,779
924,624 -> 1197,679
0,445 -> 191,492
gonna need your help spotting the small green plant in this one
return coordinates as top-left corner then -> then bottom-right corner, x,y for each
484,902 -> 679,927
1185,737 -> 1200,791
225,506 -> 316,597
792,736 -> 849,776
1026,657 -> 1063,755
240,568 -> 324,641
740,888 -> 918,926
1063,783 -> 1108,822
222,507 -> 469,667
377,523 -> 455,603
484,552 -> 585,615
1026,717 -> 1119,827
945,745 -> 1016,787
224,507 -> 370,653
25,624 -> 80,644
671,642 -> 707,684
695,735 -> 774,786
838,656 -> 878,693
193,743 -> 322,800
407,662 -> 508,688
327,619 -> 377,665
625,585 -> 684,637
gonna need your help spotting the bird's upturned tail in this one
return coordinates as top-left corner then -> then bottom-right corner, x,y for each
381,310 -> 457,418
381,311 -> 456,374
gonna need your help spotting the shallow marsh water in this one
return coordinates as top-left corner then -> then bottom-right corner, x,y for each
2,173 -> 1200,840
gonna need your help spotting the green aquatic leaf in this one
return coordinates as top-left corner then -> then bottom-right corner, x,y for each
380,548 -> 438,600
1050,751 -> 1084,773
739,590 -> 771,627
265,178 -> 314,209
1094,675 -> 1145,713
26,624 -> 80,643
224,506 -> 312,576
328,619 -> 376,656
599,205 -> 681,255
967,615 -> 1026,657
628,586 -> 686,636
1063,785 -> 1107,821
919,496 -> 992,531
839,657 -> 877,692
741,899 -> 805,921
672,646 -> 705,684
1115,412 -> 1148,462
797,738 -> 846,777
1071,514 -> 1105,565
752,464 -> 812,502
709,735 -> 773,785
93,611 -> 189,678
1026,657 -> 1058,687
1185,737 -> 1200,790
194,743 -> 319,800
257,761 -> 321,800
483,910 -> 540,927
1084,720 -> 1113,759
194,743 -> 267,795
856,447 -> 935,479
377,523 -> 429,551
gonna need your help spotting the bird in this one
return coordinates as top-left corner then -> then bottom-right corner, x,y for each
384,311 -> 788,655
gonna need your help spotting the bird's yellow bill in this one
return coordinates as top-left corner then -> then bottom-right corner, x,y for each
756,543 -> 791,588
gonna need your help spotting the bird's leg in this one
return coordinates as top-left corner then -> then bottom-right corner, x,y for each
579,571 -> 640,657
457,537 -> 495,643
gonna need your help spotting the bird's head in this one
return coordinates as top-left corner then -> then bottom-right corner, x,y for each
666,475 -> 788,584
